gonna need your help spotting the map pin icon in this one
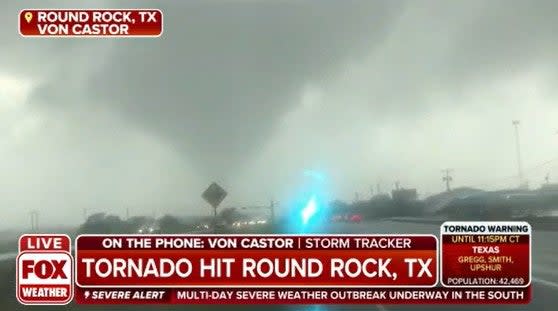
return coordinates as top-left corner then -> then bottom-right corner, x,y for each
24,12 -> 33,23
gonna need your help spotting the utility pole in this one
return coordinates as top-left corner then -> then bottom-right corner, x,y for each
152,209 -> 158,219
30,210 -> 39,232
269,199 -> 275,225
442,169 -> 453,192
512,120 -> 525,188
30,211 -> 34,232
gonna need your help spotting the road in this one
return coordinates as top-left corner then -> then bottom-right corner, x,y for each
1,220 -> 556,310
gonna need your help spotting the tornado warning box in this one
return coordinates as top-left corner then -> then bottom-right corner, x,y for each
16,234 -> 74,305
440,221 -> 531,288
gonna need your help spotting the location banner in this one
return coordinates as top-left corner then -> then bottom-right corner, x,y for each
440,221 -> 531,288
75,235 -> 438,288
18,9 -> 163,37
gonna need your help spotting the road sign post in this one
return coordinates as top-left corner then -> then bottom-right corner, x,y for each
201,182 -> 228,233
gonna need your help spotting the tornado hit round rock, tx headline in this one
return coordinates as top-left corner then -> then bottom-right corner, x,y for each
74,235 -> 438,287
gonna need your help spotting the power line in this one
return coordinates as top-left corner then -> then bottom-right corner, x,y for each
462,155 -> 558,189
512,120 -> 525,188
270,199 -> 276,225
523,156 -> 558,173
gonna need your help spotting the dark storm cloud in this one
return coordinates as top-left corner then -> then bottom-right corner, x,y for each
2,0 -> 558,228
17,0 -> 558,171
83,0 -> 404,179
446,0 -> 558,83
0,1 -> 110,76
314,0 -> 558,140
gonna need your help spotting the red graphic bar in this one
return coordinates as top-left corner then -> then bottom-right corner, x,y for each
440,221 -> 531,288
76,235 -> 437,250
19,234 -> 71,252
19,285 -> 72,303
19,9 -> 163,37
75,234 -> 438,288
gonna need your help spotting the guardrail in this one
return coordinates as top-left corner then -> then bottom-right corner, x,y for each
0,252 -> 16,261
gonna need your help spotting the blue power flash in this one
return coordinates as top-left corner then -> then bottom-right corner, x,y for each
301,196 -> 318,225
279,169 -> 330,234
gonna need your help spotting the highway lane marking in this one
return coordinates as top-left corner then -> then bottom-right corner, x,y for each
533,277 -> 558,289
533,266 -> 558,278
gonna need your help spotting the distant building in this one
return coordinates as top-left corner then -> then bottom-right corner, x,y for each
539,183 -> 558,194
434,189 -> 540,220
423,187 -> 485,215
371,193 -> 391,201
391,188 -> 418,201
235,206 -> 272,220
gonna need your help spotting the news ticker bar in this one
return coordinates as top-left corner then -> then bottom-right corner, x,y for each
74,287 -> 531,304
18,9 -> 163,37
16,221 -> 532,305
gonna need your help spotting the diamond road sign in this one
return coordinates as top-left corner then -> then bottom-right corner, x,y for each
202,182 -> 227,209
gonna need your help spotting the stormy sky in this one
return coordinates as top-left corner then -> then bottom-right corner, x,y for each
1,0 -> 558,229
